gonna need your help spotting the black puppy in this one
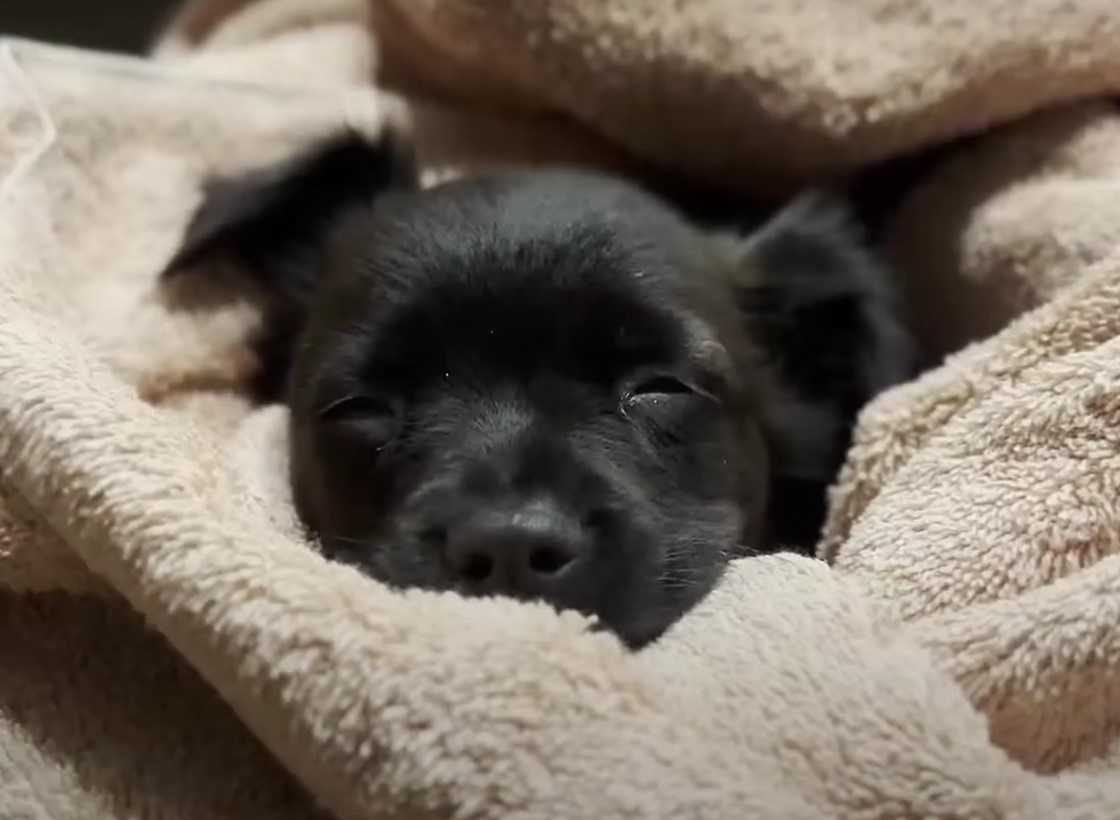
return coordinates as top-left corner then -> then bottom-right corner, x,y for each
164,132 -> 912,648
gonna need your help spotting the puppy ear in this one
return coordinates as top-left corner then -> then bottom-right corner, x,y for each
161,128 -> 417,401
162,127 -> 418,307
725,193 -> 916,545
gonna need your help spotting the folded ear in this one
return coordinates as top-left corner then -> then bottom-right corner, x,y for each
161,129 -> 418,400
725,193 -> 916,546
163,127 -> 418,307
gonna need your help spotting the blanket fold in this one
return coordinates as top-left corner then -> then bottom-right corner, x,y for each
4,0 -> 1120,816
362,0 -> 1120,194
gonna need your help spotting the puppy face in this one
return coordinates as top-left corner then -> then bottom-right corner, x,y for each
165,134 -> 913,647
287,175 -> 770,645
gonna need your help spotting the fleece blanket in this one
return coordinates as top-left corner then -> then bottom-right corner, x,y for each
3,0 -> 1120,817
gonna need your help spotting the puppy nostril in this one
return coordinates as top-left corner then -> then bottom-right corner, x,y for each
582,508 -> 612,532
528,544 -> 573,576
460,551 -> 495,583
419,525 -> 448,546
446,504 -> 584,590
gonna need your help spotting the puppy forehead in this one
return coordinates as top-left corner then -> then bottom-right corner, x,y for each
353,167 -> 704,296
338,196 -> 708,382
364,257 -> 684,385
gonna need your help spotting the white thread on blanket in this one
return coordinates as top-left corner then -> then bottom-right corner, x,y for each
0,42 -> 59,204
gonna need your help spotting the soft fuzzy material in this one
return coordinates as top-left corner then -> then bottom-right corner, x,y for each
3,0 -> 1120,816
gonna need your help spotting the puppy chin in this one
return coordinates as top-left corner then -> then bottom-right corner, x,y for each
596,592 -> 704,649
593,563 -> 724,650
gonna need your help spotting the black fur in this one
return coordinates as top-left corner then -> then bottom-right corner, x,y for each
164,132 -> 914,647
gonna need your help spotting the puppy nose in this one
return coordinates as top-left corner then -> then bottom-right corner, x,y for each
444,501 -> 584,594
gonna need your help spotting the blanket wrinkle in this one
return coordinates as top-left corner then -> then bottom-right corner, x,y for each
362,0 -> 1120,194
4,0 -> 1120,816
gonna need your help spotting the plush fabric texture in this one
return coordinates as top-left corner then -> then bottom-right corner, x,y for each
2,0 -> 1120,816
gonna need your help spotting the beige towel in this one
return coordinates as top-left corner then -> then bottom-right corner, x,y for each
3,0 -> 1120,817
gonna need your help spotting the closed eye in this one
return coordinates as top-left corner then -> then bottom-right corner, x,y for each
318,394 -> 397,421
316,394 -> 403,448
619,370 -> 723,425
629,375 -> 695,397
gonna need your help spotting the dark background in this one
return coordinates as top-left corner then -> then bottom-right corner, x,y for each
1,0 -> 181,53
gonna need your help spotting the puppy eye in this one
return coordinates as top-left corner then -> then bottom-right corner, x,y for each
318,394 -> 396,420
621,374 -> 699,421
620,371 -> 723,423
317,394 -> 402,444
629,375 -> 696,397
